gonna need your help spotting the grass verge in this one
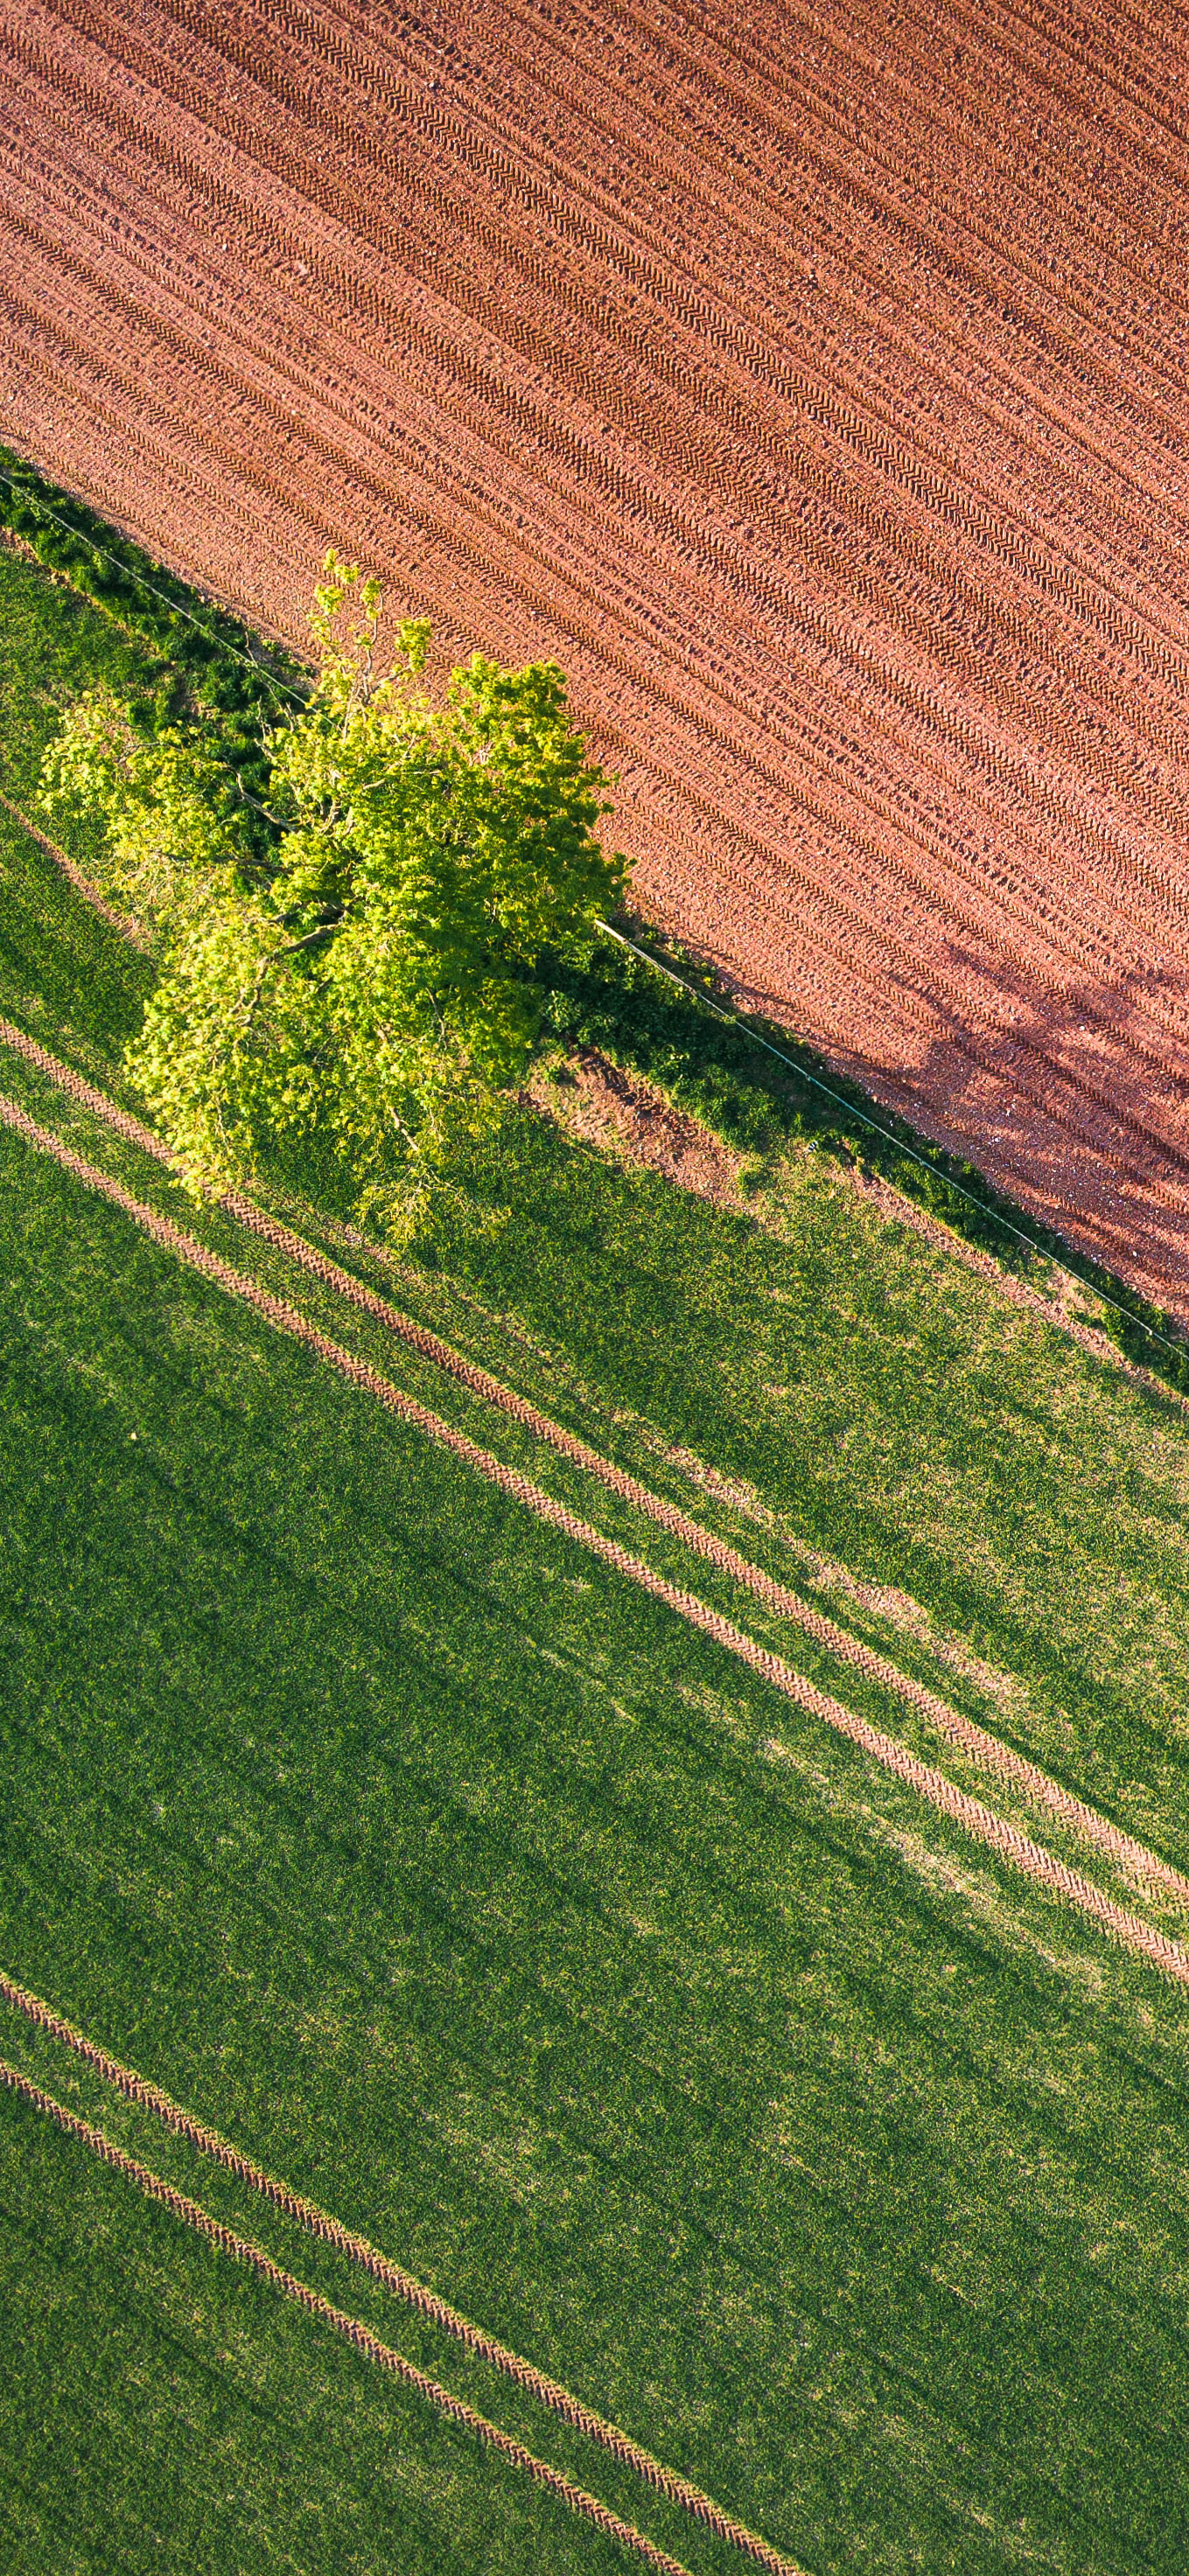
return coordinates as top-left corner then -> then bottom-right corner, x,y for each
5,456 -> 1189,2574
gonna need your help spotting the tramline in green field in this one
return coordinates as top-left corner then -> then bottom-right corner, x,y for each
3,527 -> 1189,2576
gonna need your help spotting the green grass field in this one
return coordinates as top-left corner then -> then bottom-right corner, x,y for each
4,531 -> 1189,2576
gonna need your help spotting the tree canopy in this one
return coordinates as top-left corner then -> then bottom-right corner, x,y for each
41,557 -> 626,1232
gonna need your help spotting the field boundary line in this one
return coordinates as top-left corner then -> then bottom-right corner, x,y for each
6,1082 -> 1189,1992
4,1014 -> 1188,1908
0,2059 -> 706,2576
596,924 -> 1189,1374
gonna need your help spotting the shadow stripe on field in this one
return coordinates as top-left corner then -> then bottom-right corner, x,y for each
3,1083 -> 1188,1990
3,1010 -> 1186,1909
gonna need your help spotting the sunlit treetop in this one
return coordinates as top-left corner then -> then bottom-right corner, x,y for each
42,554 -> 626,1236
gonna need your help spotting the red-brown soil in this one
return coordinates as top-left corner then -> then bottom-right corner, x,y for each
3,0 -> 1189,1309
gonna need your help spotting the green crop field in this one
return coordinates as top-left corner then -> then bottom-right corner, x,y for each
3,527 -> 1189,2576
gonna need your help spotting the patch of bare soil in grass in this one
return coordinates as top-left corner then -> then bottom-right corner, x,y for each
526,1045 -> 750,1213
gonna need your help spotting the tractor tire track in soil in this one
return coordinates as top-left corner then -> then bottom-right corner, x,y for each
0,1974 -> 804,2576
5,1002 -> 1189,1909
0,2061 -> 712,2576
3,0 -> 1189,1307
5,1082 -> 1189,1988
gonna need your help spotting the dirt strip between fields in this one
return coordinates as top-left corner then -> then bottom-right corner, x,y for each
0,2061 -> 710,2576
6,1081 -> 1189,1992
4,1011 -> 1187,1909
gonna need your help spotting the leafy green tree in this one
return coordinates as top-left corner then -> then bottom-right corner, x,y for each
41,556 -> 625,1233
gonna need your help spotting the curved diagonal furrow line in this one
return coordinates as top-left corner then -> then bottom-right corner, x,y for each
0,2063 -> 717,2576
3,1081 -> 1189,1982
4,1004 -> 1189,1895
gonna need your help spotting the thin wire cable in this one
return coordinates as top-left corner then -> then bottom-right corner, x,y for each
0,463 -> 309,707
3,457 -> 1179,1362
595,920 -> 1189,1365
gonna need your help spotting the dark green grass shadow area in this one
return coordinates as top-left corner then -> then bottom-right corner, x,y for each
0,536 -> 157,1071
5,1129 -> 1189,2573
0,2084 -> 633,2576
5,461 -> 1188,1405
0,804 -> 150,1069
0,532 -> 166,810
421,1100 -> 1189,1826
7,1029 -> 1189,1923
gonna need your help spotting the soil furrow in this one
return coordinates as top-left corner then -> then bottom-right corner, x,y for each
7,1003 -> 1187,1894
5,1083 -> 1189,1988
0,2063 -> 714,2576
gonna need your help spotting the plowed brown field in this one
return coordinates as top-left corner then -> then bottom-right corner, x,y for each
3,0 -> 1189,1309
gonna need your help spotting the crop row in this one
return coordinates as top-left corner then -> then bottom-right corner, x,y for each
7,0 -> 1189,1302
5,1072 -> 1189,1986
8,998 -> 1189,1897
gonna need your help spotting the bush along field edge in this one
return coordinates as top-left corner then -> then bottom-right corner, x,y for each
3,439 -> 1186,1400
6,998 -> 1189,1930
